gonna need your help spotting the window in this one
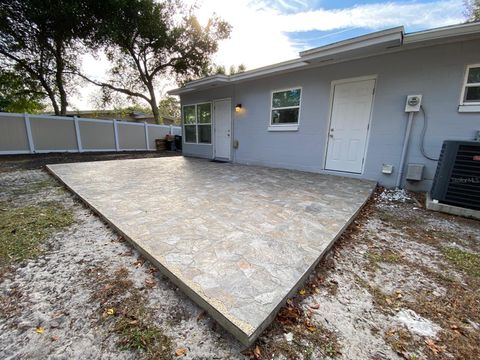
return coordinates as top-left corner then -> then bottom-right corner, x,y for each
183,103 -> 212,144
269,88 -> 301,131
459,65 -> 480,112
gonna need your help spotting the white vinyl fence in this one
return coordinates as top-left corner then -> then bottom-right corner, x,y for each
0,112 -> 181,155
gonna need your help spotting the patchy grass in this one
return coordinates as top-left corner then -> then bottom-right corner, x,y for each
10,179 -> 59,196
114,293 -> 173,360
404,286 -> 480,360
0,201 -> 73,268
251,298 -> 341,360
442,247 -> 480,277
88,267 -> 173,360
354,275 -> 400,312
366,249 -> 403,269
353,192 -> 480,360
258,323 -> 341,360
384,327 -> 424,360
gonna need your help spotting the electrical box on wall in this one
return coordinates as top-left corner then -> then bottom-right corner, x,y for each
382,164 -> 393,174
405,94 -> 422,112
406,163 -> 424,181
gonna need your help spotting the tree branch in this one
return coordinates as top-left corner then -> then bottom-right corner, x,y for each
75,72 -> 151,102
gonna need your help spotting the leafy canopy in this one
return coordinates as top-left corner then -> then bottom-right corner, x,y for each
465,0 -> 480,21
0,0 -> 93,114
82,0 -> 231,123
0,69 -> 45,113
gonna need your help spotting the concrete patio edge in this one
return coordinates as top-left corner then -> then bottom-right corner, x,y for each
246,182 -> 377,344
45,161 -> 376,346
45,164 -> 256,345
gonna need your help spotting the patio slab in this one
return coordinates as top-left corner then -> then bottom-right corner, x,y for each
46,157 -> 376,345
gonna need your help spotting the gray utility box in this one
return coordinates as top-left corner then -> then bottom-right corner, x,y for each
430,140 -> 480,211
406,163 -> 424,181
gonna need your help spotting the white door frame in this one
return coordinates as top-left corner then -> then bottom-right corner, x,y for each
213,98 -> 233,161
323,74 -> 377,174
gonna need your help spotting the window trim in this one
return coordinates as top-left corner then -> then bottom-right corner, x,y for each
268,87 -> 302,131
182,102 -> 213,145
459,64 -> 480,107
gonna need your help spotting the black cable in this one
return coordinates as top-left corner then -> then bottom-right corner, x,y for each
419,104 -> 439,161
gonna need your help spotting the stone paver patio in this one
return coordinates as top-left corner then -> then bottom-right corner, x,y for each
47,157 -> 375,345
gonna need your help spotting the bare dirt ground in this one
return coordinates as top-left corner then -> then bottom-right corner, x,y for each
0,153 -> 479,360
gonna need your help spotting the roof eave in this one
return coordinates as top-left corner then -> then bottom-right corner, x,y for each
299,26 -> 404,58
404,21 -> 480,44
168,22 -> 480,96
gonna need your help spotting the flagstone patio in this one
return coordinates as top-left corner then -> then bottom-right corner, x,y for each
47,156 -> 375,345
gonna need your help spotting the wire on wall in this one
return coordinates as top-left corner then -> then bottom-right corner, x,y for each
419,105 -> 439,161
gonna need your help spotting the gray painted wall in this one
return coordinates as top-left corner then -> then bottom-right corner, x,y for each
180,39 -> 480,191
182,86 -> 234,159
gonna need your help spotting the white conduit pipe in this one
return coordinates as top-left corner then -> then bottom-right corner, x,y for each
396,111 -> 415,188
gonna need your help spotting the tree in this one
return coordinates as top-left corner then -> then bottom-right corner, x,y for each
465,0 -> 480,21
0,69 -> 45,113
0,0 -> 91,115
201,63 -> 246,77
229,64 -> 246,75
80,0 -> 231,124
159,96 -> 180,121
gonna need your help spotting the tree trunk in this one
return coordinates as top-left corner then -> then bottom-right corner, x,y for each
147,83 -> 160,124
48,92 -> 60,115
151,102 -> 161,125
54,41 -> 68,115
38,76 -> 60,115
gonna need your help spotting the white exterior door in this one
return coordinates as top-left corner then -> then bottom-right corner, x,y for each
214,99 -> 232,160
325,78 -> 375,173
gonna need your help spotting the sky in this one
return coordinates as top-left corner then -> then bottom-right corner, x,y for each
72,0 -> 467,109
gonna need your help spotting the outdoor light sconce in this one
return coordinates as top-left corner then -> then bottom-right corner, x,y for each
235,104 -> 242,112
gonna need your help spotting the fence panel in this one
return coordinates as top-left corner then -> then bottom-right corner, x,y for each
0,114 -> 30,153
170,126 -> 182,136
30,116 -> 78,152
79,120 -> 116,151
147,125 -> 171,149
0,112 -> 181,155
117,122 -> 146,150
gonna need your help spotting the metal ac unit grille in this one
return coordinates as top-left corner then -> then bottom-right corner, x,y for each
431,141 -> 480,211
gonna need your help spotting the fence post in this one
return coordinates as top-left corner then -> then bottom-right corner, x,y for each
113,119 -> 120,151
144,122 -> 150,150
169,124 -> 173,135
24,113 -> 35,153
73,116 -> 83,153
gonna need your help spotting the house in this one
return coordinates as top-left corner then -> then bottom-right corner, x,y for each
168,22 -> 480,191
47,110 -> 180,125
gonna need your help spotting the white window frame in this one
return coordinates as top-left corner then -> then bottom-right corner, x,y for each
459,64 -> 480,112
268,87 -> 302,131
182,102 -> 212,144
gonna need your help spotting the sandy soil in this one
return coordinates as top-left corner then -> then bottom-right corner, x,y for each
0,154 -> 479,360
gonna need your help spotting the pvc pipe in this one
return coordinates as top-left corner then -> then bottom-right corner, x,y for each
396,111 -> 415,188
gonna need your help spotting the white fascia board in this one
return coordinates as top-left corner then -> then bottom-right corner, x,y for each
168,86 -> 198,95
168,60 -> 309,95
168,75 -> 229,95
299,27 -> 404,58
229,59 -> 308,81
404,22 -> 480,44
